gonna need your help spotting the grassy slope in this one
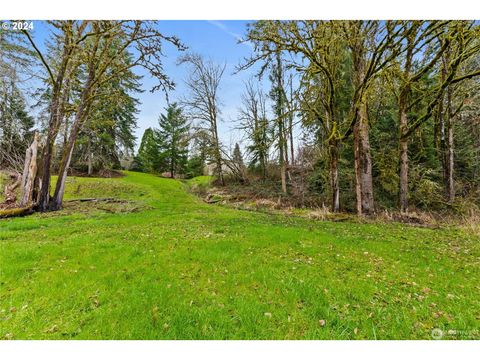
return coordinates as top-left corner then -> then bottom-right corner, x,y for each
1,171 -> 479,339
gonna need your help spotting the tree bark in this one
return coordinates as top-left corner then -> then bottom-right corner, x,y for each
329,139 -> 340,212
398,96 -> 409,213
358,101 -> 374,215
212,120 -> 224,186
280,159 -> 287,194
398,34 -> 413,214
87,138 -> 93,176
284,126 -> 289,166
50,122 -> 78,210
437,49 -> 456,204
350,38 -> 374,216
261,152 -> 267,181
353,121 -> 362,215
170,152 -> 175,178
444,108 -> 455,203
37,128 -> 55,211
36,30 -> 73,212
279,119 -> 287,194
19,133 -> 39,207
51,76 -> 93,210
289,122 -> 295,166
274,49 -> 287,194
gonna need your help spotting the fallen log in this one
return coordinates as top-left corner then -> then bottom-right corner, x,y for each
65,198 -> 134,204
66,197 -> 116,203
0,206 -> 34,219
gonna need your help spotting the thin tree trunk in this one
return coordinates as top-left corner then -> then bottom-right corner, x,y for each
280,159 -> 287,194
399,135 -> 409,213
289,117 -> 295,165
445,106 -> 455,203
87,153 -> 93,175
275,49 -> 287,194
358,101 -> 374,215
398,36 -> 413,214
87,139 -> 93,176
439,94 -> 455,203
51,118 -> 80,210
399,95 -> 409,213
353,121 -> 362,215
440,51 -> 455,203
284,125 -> 289,166
288,75 -> 295,165
279,124 -> 287,194
261,153 -> 267,181
212,119 -> 224,186
329,139 -> 340,212
446,122 -> 455,202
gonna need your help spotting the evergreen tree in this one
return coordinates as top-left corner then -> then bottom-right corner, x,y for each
157,103 -> 190,178
230,142 -> 247,182
233,143 -> 245,169
72,57 -> 142,174
0,81 -> 34,171
137,128 -> 162,173
269,50 -> 288,193
0,29 -> 35,171
238,80 -> 271,180
185,128 -> 209,178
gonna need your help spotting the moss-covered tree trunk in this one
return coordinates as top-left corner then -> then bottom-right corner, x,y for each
329,139 -> 340,212
357,101 -> 374,215
399,97 -> 409,213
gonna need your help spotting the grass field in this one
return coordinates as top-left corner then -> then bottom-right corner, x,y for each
1,171 -> 479,339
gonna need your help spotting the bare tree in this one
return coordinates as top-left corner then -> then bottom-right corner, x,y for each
179,53 -> 226,185
22,20 -> 185,211
240,21 -> 347,211
237,79 -> 271,180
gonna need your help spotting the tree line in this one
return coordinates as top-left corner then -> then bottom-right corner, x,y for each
236,20 -> 480,214
1,20 -> 480,216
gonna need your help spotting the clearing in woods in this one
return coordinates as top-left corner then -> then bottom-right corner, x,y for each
0,171 -> 479,339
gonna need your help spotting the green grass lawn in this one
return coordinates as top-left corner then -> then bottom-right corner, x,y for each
1,171 -> 479,339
